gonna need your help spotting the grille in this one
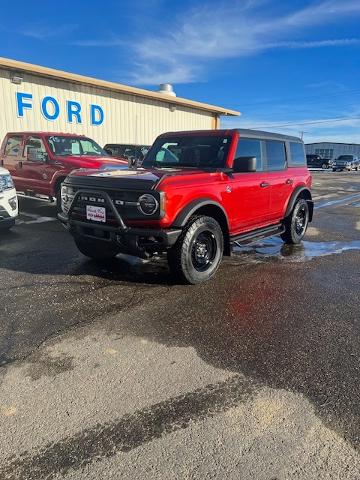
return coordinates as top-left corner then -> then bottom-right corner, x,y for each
69,189 -> 132,225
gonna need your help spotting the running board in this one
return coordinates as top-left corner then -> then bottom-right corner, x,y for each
230,223 -> 285,247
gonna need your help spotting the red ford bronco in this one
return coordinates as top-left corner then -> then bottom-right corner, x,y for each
0,132 -> 127,208
58,129 -> 313,284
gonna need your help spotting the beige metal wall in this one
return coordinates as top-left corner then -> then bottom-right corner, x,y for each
0,68 -> 215,147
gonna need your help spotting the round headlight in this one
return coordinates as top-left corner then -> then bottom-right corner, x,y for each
138,194 -> 158,215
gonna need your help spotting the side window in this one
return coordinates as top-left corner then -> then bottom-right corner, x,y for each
5,135 -> 23,156
265,140 -> 286,171
24,136 -> 46,157
235,138 -> 263,171
289,142 -> 305,166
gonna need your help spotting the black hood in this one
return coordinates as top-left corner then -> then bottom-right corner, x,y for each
66,167 -> 168,190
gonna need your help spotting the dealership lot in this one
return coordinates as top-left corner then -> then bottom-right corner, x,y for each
0,172 -> 359,479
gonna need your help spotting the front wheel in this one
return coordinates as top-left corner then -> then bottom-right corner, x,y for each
281,198 -> 309,245
322,163 -> 328,169
167,216 -> 224,284
74,237 -> 119,260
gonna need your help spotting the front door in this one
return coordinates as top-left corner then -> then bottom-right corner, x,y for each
226,137 -> 270,233
19,135 -> 50,195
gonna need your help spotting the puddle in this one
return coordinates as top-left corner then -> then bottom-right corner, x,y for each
232,238 -> 360,264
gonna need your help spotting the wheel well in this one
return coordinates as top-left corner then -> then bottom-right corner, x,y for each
298,189 -> 312,201
191,204 -> 231,256
53,177 -> 66,198
291,189 -> 314,222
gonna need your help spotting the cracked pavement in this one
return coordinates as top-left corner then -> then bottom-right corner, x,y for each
0,171 -> 359,479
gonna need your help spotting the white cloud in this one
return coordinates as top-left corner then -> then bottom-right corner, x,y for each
19,24 -> 77,40
128,0 -> 360,84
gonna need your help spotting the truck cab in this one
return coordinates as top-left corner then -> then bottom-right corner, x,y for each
0,132 -> 127,207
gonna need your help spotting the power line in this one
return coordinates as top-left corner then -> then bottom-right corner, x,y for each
252,116 -> 360,129
238,88 -> 360,109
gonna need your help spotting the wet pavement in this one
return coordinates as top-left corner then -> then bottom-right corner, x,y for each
0,171 -> 359,479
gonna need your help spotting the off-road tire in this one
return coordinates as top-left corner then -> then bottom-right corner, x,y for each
281,198 -> 309,245
167,215 -> 224,284
55,184 -> 63,213
74,237 -> 119,260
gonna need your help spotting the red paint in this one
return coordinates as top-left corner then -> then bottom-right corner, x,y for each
0,132 -> 127,197
139,130 -> 311,234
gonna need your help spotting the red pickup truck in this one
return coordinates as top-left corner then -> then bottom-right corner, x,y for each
0,132 -> 127,207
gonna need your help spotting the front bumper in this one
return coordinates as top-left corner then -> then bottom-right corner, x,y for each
0,188 -> 18,224
58,209 -> 182,259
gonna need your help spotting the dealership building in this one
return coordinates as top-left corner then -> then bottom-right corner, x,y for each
306,142 -> 360,160
0,57 -> 239,147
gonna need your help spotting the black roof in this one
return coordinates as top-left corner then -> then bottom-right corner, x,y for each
235,129 -> 301,142
159,129 -> 302,142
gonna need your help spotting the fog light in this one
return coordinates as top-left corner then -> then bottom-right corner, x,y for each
8,196 -> 17,211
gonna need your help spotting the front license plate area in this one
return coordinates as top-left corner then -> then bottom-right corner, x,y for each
86,205 -> 106,223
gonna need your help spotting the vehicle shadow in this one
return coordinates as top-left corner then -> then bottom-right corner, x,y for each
97,248 -> 360,453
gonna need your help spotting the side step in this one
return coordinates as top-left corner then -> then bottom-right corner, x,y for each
230,223 -> 285,247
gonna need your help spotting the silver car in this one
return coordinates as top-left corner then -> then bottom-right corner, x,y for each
332,155 -> 360,172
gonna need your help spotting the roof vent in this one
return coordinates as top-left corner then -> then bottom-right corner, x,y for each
158,83 -> 176,97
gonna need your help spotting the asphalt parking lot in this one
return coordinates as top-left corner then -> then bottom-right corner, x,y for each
0,171 -> 359,479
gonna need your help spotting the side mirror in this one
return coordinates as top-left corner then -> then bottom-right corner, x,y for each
232,156 -> 257,173
27,148 -> 47,162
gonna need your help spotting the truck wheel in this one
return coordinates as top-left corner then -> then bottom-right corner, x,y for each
74,237 -> 119,260
281,198 -> 309,245
167,215 -> 223,284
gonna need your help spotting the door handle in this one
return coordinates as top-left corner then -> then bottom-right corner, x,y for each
260,181 -> 270,188
286,178 -> 294,185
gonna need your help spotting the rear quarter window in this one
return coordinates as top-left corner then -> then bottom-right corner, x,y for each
265,140 -> 287,171
289,142 -> 306,166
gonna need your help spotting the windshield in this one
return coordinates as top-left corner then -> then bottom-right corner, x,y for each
143,135 -> 232,169
46,136 -> 107,157
337,155 -> 353,160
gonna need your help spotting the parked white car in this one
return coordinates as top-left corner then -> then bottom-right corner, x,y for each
0,167 -> 18,229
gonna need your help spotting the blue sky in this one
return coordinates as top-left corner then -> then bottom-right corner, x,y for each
1,0 -> 360,143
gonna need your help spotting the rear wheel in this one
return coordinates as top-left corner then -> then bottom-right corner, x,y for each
322,163 -> 328,169
281,198 -> 309,245
167,215 -> 223,284
74,237 -> 119,260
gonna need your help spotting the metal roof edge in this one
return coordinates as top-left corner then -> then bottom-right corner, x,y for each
0,57 -> 240,117
305,141 -> 360,146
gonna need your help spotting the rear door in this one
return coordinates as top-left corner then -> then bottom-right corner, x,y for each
264,139 -> 293,222
227,137 -> 271,232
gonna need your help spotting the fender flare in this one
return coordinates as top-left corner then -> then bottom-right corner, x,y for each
50,173 -> 68,197
172,198 -> 230,229
285,186 -> 313,221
